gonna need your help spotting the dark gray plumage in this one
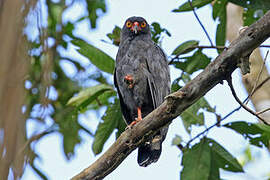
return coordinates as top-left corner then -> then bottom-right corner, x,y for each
114,16 -> 170,167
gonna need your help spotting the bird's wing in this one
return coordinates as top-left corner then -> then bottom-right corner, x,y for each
145,44 -> 171,108
138,44 -> 170,167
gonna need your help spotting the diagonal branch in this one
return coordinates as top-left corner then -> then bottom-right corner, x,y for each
72,10 -> 270,180
226,76 -> 269,125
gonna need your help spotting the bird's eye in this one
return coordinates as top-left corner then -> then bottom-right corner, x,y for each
126,21 -> 132,28
141,22 -> 146,28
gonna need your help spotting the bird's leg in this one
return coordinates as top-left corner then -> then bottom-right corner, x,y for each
126,107 -> 142,129
135,107 -> 142,121
124,74 -> 134,88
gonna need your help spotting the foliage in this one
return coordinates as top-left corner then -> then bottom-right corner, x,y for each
181,97 -> 215,133
172,49 -> 211,74
150,22 -> 171,44
180,138 -> 243,180
173,0 -> 269,52
213,0 -> 228,53
92,99 -> 126,154
224,121 -> 270,148
72,38 -> 115,74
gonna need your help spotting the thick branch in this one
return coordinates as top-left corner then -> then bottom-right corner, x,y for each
72,10 -> 270,180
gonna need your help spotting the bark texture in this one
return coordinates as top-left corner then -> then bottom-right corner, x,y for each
0,0 -> 30,179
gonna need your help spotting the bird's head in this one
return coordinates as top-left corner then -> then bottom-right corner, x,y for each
121,16 -> 151,40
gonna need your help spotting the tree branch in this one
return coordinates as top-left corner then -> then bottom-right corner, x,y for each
188,0 -> 213,46
226,76 -> 269,125
72,10 -> 270,180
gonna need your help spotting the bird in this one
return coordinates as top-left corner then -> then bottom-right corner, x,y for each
113,16 -> 171,167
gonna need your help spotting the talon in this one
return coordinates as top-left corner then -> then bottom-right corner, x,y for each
124,75 -> 133,82
126,120 -> 138,129
125,107 -> 142,129
124,75 -> 134,88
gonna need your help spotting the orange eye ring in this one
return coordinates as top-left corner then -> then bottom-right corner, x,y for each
141,22 -> 146,28
126,21 -> 132,28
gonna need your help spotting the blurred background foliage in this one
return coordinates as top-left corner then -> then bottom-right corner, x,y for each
0,0 -> 270,179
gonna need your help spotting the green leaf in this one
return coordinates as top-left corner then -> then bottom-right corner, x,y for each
87,91 -> 116,110
224,121 -> 270,148
116,115 -> 126,139
208,151 -> 220,180
243,9 -> 266,26
171,77 -> 182,92
213,0 -> 228,53
197,97 -> 215,113
172,50 -> 211,74
92,99 -> 125,155
239,146 -> 253,166
228,0 -> 270,10
107,26 -> 121,46
181,138 -> 211,180
67,84 -> 114,110
150,22 -> 171,44
63,21 -> 75,38
172,134 -> 182,146
173,0 -> 214,12
56,109 -> 82,159
172,40 -> 199,56
72,38 -> 115,74
181,97 -> 214,133
85,0 -> 107,29
208,138 -> 243,172
50,3 -> 63,23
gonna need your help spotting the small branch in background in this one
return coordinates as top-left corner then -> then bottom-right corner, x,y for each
168,45 -> 226,65
256,107 -> 270,115
227,76 -> 269,125
184,104 -> 242,149
168,45 -> 269,65
249,76 -> 270,98
19,128 -> 56,155
180,73 -> 270,150
245,50 -> 269,105
260,45 -> 270,48
188,0 -> 214,46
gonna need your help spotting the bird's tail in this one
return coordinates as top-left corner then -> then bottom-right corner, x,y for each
137,135 -> 163,167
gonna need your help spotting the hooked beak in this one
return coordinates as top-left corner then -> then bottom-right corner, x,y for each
131,22 -> 140,34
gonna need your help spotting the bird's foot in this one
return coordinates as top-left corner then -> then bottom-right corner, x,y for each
124,74 -> 134,88
125,117 -> 142,130
125,107 -> 142,130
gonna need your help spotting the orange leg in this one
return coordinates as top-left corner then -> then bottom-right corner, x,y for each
126,107 -> 142,129
136,107 -> 142,121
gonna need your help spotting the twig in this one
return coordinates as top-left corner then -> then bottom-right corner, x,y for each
227,76 -> 269,125
245,50 -> 269,105
256,107 -> 270,115
188,0 -> 213,46
168,45 -> 270,65
250,76 -> 270,98
260,45 -> 270,48
18,128 -> 56,155
183,75 -> 270,149
168,45 -> 225,64
184,105 -> 241,148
